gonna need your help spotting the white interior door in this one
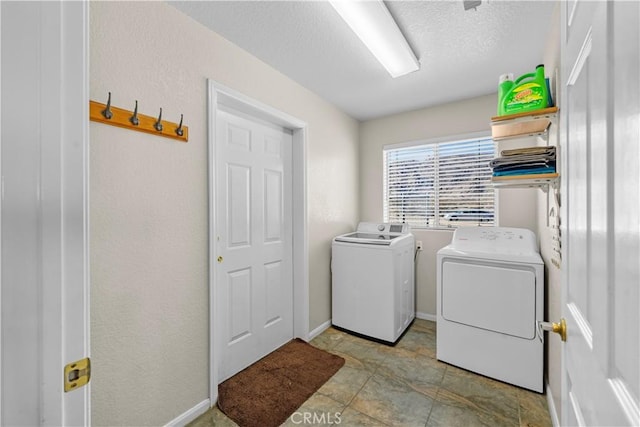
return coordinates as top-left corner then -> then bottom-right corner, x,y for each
1,1 -> 89,425
216,109 -> 293,381
561,1 -> 639,425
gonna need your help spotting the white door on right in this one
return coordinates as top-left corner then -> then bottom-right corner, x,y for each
561,1 -> 639,425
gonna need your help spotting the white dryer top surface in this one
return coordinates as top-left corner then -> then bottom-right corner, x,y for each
440,227 -> 542,264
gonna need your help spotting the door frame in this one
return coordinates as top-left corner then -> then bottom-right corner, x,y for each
207,80 -> 309,404
0,1 -> 90,424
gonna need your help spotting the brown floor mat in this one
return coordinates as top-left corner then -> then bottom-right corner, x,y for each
217,338 -> 345,427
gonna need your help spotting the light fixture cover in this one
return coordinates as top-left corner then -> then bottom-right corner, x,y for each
463,1 -> 482,11
329,0 -> 419,78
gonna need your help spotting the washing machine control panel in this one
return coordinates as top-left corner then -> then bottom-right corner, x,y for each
357,222 -> 410,234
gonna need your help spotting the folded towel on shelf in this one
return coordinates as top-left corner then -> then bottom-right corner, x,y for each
500,146 -> 556,157
493,166 -> 556,177
490,154 -> 555,169
492,161 -> 556,173
489,146 -> 557,176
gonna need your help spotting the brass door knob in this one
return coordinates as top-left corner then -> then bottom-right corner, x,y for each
217,256 -> 223,263
539,318 -> 567,341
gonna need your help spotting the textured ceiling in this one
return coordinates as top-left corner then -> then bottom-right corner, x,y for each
169,1 -> 555,121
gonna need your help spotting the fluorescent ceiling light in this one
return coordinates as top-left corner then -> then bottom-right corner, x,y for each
463,1 -> 482,11
329,0 -> 419,78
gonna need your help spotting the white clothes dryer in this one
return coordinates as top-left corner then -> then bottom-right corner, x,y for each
332,222 -> 415,344
437,227 -> 544,392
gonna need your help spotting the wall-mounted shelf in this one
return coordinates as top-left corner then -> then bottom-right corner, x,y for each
490,107 -> 559,192
492,70 -> 562,259
491,173 -> 559,192
491,107 -> 558,141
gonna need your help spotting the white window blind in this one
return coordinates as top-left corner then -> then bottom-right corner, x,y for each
384,137 -> 496,228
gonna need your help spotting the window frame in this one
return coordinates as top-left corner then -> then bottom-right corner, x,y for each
382,131 -> 499,229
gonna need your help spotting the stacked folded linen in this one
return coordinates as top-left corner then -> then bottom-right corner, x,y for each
490,146 -> 556,177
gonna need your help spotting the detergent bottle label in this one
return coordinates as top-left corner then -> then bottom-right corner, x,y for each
504,83 -> 545,114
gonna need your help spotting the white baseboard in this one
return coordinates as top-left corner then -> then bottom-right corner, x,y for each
308,319 -> 332,340
546,381 -> 560,427
416,311 -> 437,322
165,398 -> 211,427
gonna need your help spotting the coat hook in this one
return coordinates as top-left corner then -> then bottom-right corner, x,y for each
101,92 -> 113,120
129,100 -> 139,126
175,114 -> 184,137
154,108 -> 163,132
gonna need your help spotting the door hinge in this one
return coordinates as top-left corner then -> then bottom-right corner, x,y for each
64,357 -> 91,392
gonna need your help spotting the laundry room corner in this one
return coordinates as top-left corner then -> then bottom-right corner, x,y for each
359,94 -> 539,319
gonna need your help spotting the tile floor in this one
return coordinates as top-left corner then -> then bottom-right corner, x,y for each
190,319 -> 552,427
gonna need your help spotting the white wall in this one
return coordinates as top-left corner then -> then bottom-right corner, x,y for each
89,2 -> 359,425
359,94 -> 538,317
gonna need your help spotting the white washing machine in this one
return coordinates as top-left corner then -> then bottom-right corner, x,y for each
437,227 -> 544,392
332,222 -> 415,344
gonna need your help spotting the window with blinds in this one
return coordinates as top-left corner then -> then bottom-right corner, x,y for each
383,136 -> 496,228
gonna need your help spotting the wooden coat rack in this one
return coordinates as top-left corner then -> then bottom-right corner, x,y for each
89,93 -> 188,143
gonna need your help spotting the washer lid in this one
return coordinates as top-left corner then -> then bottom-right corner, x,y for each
334,232 -> 400,245
440,227 -> 543,264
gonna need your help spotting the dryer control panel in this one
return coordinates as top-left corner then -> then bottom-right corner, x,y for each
450,227 -> 539,255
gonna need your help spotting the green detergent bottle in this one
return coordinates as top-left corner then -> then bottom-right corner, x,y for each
499,64 -> 549,116
497,73 -> 514,116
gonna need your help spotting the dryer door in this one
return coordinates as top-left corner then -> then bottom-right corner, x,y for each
441,258 -> 537,339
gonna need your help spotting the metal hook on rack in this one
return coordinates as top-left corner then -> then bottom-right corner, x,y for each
154,108 -> 163,132
129,100 -> 139,126
101,92 -> 113,120
175,114 -> 184,137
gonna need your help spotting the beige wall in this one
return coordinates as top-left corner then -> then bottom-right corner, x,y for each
359,95 -> 538,316
538,1 -> 562,419
89,2 -> 359,425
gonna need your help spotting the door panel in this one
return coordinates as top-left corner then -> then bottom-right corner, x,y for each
228,268 -> 252,343
561,1 -> 639,425
1,4 -> 42,422
264,169 -> 283,242
611,0 -> 640,414
612,0 -> 640,403
216,110 -> 293,381
265,261 -> 283,326
228,164 -> 251,246
227,124 -> 252,152
566,54 -> 589,325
